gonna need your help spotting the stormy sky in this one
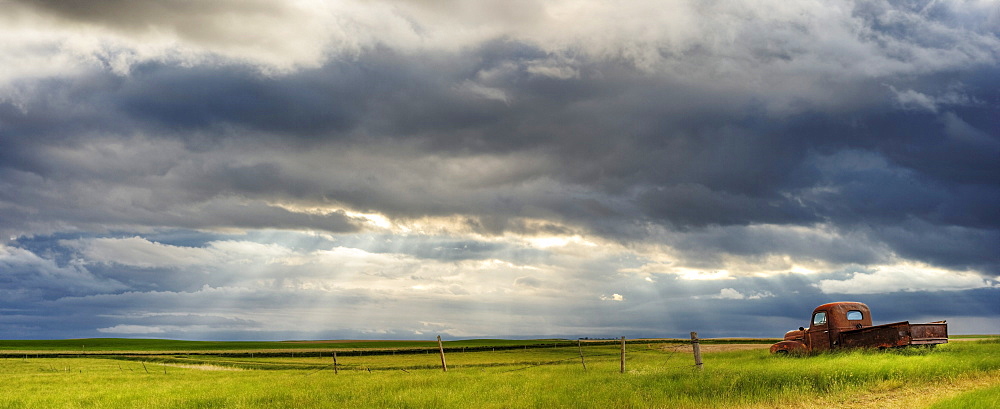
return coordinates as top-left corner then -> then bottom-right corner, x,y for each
1,0 -> 997,340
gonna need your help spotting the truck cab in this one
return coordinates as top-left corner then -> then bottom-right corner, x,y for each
772,302 -> 871,354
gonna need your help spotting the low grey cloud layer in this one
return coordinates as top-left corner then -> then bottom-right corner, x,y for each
1,0 -> 997,340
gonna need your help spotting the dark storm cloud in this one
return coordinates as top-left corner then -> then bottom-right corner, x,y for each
0,165 -> 360,237
117,63 -> 365,137
636,184 -> 817,227
0,245 -> 126,303
664,225 -> 890,269
871,222 -> 1000,272
11,0 -> 301,50
3,38 -> 998,270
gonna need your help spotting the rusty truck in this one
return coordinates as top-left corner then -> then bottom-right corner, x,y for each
770,301 -> 948,354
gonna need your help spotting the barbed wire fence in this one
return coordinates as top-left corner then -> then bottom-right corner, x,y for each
5,334 -> 739,376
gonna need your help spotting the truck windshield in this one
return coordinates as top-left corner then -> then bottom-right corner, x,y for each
813,312 -> 827,326
847,310 -> 863,320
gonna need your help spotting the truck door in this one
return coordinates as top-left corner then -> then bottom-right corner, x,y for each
807,310 -> 833,352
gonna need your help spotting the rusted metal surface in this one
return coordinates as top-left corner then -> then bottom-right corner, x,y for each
839,322 -> 912,349
769,340 -> 806,354
771,302 -> 948,354
910,322 -> 949,344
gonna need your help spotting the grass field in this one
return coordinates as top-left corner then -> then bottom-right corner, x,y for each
1,337 -> 997,408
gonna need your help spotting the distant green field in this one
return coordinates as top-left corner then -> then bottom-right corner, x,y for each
0,337 -> 779,355
950,334 -> 1000,339
1,338 -> 997,408
0,338 -> 571,352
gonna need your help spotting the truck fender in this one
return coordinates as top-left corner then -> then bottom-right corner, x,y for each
770,340 -> 807,355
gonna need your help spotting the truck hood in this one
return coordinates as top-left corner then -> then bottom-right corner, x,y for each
783,329 -> 805,341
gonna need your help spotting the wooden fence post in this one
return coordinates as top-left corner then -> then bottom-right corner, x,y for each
333,351 -> 339,374
620,336 -> 626,374
578,339 -> 587,371
690,332 -> 703,370
437,335 -> 448,372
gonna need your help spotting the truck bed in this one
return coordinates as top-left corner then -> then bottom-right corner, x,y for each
838,321 -> 948,349
909,322 -> 949,345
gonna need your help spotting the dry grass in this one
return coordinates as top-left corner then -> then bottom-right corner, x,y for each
811,371 -> 1000,409
281,339 -> 429,344
162,363 -> 243,371
653,343 -> 769,353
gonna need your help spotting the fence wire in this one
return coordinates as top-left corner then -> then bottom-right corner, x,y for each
3,341 -> 711,376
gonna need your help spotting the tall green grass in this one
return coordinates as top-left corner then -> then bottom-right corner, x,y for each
1,340 -> 997,408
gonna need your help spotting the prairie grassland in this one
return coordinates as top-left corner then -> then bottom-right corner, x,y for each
0,340 -> 997,408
